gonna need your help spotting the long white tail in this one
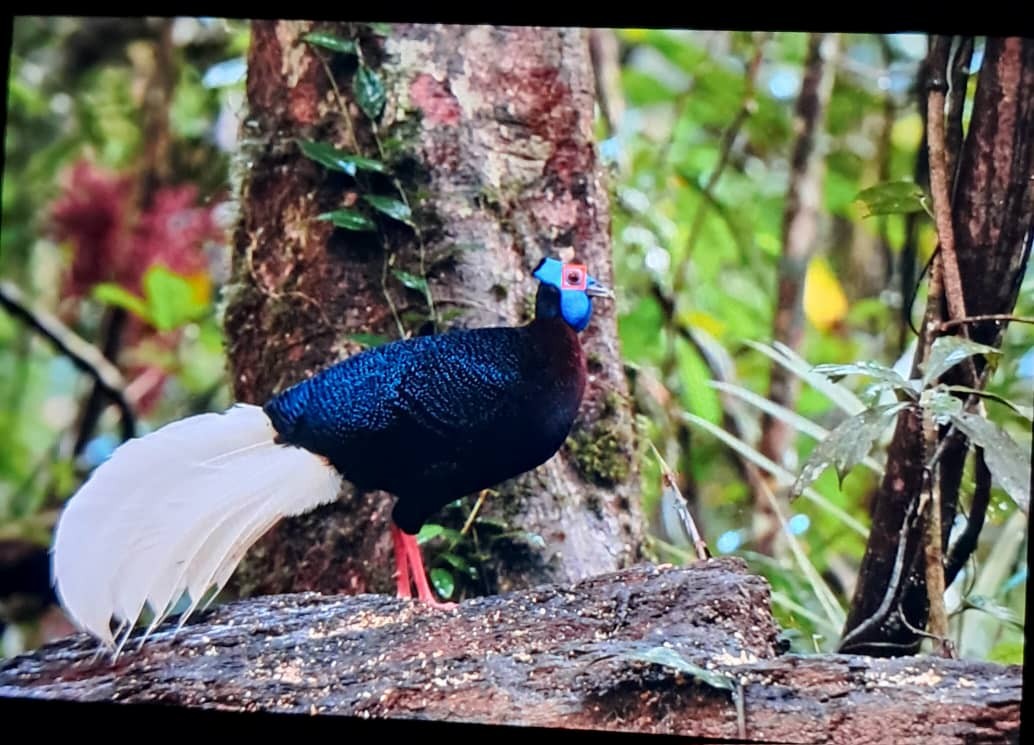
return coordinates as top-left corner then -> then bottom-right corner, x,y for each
51,403 -> 343,649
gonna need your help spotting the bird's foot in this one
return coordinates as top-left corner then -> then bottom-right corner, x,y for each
390,522 -> 458,610
416,595 -> 458,611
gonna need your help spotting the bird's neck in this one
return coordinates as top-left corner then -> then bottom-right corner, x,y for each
527,316 -> 586,385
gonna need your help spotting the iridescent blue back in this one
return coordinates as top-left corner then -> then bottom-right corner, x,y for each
264,318 -> 585,533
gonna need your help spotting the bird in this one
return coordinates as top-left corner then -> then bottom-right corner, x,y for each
50,256 -> 613,653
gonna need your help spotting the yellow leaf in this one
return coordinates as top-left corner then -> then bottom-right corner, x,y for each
682,310 -> 726,338
891,113 -> 924,152
186,271 -> 212,306
803,258 -> 848,333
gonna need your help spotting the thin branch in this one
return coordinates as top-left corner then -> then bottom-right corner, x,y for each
649,442 -> 711,561
588,28 -> 624,139
896,597 -> 955,657
939,313 -> 1034,332
838,488 -> 922,653
915,38 -> 981,651
0,281 -> 135,442
944,447 -> 991,587
900,48 -> 931,347
926,35 -> 968,326
71,308 -> 127,456
681,33 -> 769,263
921,410 -> 950,653
945,37 -> 974,198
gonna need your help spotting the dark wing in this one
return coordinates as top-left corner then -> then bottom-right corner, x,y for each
385,326 -> 528,443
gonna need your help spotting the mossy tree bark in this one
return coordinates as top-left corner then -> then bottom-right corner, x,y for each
222,22 -> 643,602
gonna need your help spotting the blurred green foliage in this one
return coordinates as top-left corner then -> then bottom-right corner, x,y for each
605,29 -> 1030,660
1,17 -> 248,655
0,23 -> 1028,664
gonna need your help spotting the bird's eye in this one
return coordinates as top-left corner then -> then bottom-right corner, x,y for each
561,263 -> 588,291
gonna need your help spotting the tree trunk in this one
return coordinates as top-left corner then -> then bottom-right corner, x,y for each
840,36 -> 1034,656
222,22 -> 642,602
0,559 -> 1020,743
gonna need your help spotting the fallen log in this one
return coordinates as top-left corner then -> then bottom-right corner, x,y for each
0,559 -> 1021,743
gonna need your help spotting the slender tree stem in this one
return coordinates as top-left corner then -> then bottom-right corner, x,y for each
0,281 -> 135,442
926,36 -> 968,326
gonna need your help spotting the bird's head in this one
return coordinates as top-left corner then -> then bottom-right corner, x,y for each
532,257 -> 613,332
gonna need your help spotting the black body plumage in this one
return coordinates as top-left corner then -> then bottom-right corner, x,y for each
264,284 -> 587,534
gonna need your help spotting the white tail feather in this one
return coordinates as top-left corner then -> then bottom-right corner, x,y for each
52,403 -> 343,647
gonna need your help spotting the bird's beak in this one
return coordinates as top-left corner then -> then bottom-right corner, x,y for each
586,281 -> 614,299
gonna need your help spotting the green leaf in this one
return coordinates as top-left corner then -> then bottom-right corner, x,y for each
416,524 -> 463,545
364,194 -> 412,224
298,140 -> 388,175
792,402 -> 910,498
438,307 -> 466,324
401,310 -> 429,327
417,524 -> 446,544
921,385 -> 964,425
922,336 -> 1001,386
812,361 -> 916,396
347,333 -> 389,348
429,568 -> 455,599
354,65 -> 387,121
473,516 -> 510,531
440,552 -> 478,579
681,411 -> 869,539
317,209 -> 377,231
92,283 -> 151,321
948,411 -> 1030,513
745,341 -> 867,416
855,180 -> 927,217
963,595 -> 1025,630
302,32 -> 357,55
622,647 -> 738,693
987,639 -> 1025,664
143,266 -> 205,332
393,270 -> 428,293
368,22 -> 392,36
944,385 -> 1033,421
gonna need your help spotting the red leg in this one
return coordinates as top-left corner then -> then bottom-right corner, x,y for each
390,523 -> 412,599
391,524 -> 456,609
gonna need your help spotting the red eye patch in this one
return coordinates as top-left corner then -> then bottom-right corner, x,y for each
561,263 -> 587,291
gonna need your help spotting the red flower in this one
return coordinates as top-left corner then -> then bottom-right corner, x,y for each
50,160 -> 136,297
50,159 -> 227,415
51,160 -> 223,298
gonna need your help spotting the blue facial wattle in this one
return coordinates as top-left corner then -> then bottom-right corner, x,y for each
560,289 -> 592,332
532,257 -> 605,333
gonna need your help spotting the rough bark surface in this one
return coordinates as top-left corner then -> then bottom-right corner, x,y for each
0,560 -> 1020,743
222,22 -> 642,601
841,37 -> 1034,656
